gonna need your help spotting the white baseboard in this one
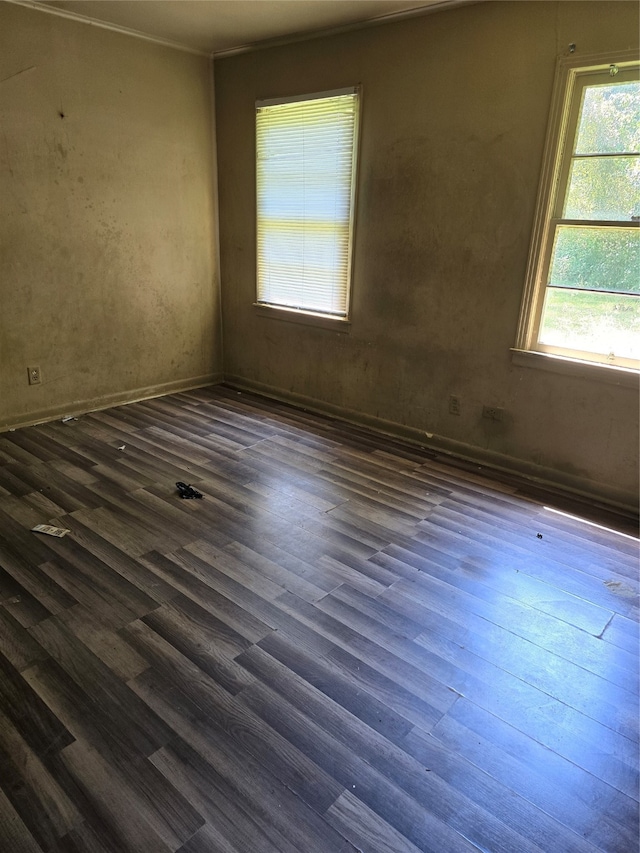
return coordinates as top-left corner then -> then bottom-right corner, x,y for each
224,374 -> 638,518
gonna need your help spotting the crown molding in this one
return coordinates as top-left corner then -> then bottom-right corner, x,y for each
5,0 -> 212,57
5,0 -> 479,62
213,0 -> 478,59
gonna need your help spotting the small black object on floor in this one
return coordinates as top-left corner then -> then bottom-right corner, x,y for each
176,481 -> 203,499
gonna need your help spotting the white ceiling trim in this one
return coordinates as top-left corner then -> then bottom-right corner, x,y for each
6,0 -> 212,57
214,0 -> 476,59
7,0 -> 476,60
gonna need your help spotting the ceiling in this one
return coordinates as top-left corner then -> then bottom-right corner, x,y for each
33,0 -> 470,56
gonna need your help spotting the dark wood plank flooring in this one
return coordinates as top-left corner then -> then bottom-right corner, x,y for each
0,385 -> 638,853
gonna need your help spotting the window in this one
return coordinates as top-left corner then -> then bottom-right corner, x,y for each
255,88 -> 359,320
516,55 -> 639,370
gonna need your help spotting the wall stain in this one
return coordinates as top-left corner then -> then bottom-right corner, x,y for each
0,65 -> 36,85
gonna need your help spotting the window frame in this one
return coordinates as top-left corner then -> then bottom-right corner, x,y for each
254,87 -> 361,327
515,50 -> 639,373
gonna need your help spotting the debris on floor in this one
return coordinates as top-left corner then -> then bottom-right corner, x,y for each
536,533 -> 543,539
603,579 -> 637,598
61,416 -> 78,423
117,445 -> 126,450
176,482 -> 203,500
32,524 -> 71,538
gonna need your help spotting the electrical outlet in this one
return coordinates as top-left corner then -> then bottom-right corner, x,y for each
28,365 -> 42,385
449,395 -> 461,415
482,405 -> 504,421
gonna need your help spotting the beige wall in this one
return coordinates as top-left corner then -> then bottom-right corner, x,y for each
215,1 -> 639,510
0,3 -> 222,429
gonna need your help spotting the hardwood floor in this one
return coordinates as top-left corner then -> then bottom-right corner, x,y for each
0,384 -> 637,853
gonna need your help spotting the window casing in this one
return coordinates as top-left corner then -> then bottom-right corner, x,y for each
516,54 -> 639,371
255,88 -> 359,321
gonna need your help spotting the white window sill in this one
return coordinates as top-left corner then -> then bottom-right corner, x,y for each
253,303 -> 351,332
510,349 -> 639,388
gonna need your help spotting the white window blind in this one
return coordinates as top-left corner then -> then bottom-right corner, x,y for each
256,89 -> 359,318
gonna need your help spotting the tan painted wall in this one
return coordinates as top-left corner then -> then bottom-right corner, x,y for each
0,3 -> 222,429
215,0 -> 639,510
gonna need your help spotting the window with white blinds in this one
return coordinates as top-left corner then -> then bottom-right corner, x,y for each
256,88 -> 359,319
